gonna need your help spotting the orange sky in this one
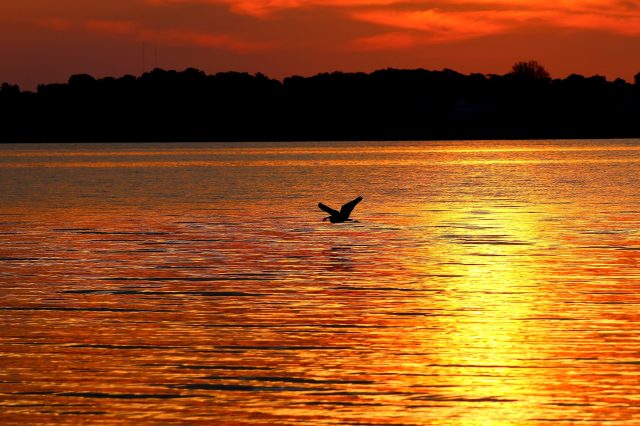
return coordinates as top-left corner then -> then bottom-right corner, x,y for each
2,0 -> 640,89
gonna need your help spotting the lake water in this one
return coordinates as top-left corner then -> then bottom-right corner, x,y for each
1,140 -> 640,424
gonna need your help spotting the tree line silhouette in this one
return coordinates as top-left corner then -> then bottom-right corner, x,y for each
2,62 -> 640,142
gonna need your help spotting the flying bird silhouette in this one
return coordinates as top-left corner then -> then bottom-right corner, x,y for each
318,196 -> 363,223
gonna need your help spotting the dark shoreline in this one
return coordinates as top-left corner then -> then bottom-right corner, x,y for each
2,66 -> 640,143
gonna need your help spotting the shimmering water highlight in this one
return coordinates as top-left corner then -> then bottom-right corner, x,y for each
1,140 -> 640,424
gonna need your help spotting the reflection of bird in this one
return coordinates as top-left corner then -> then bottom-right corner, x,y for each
318,196 -> 363,223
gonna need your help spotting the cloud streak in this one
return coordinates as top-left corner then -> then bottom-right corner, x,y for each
347,0 -> 640,50
147,0 -> 640,47
36,17 -> 275,53
147,0 -> 410,17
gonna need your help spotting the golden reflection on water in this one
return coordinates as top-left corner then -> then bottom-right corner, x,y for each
1,140 -> 640,424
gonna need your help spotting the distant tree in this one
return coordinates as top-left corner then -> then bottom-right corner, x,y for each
68,73 -> 96,88
4,65 -> 640,142
0,82 -> 20,96
510,60 -> 551,81
613,78 -> 628,88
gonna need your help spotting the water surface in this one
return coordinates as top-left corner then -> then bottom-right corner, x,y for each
1,140 -> 640,424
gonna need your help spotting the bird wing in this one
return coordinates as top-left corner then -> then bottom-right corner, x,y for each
318,202 -> 339,216
339,195 -> 363,218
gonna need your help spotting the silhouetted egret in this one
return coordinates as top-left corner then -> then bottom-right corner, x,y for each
318,196 -> 363,223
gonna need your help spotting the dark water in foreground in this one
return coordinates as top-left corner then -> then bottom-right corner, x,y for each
1,140 -> 640,424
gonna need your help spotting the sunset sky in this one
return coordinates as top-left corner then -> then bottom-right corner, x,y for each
2,0 -> 640,89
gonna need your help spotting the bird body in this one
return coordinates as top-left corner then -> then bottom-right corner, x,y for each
318,196 -> 363,223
